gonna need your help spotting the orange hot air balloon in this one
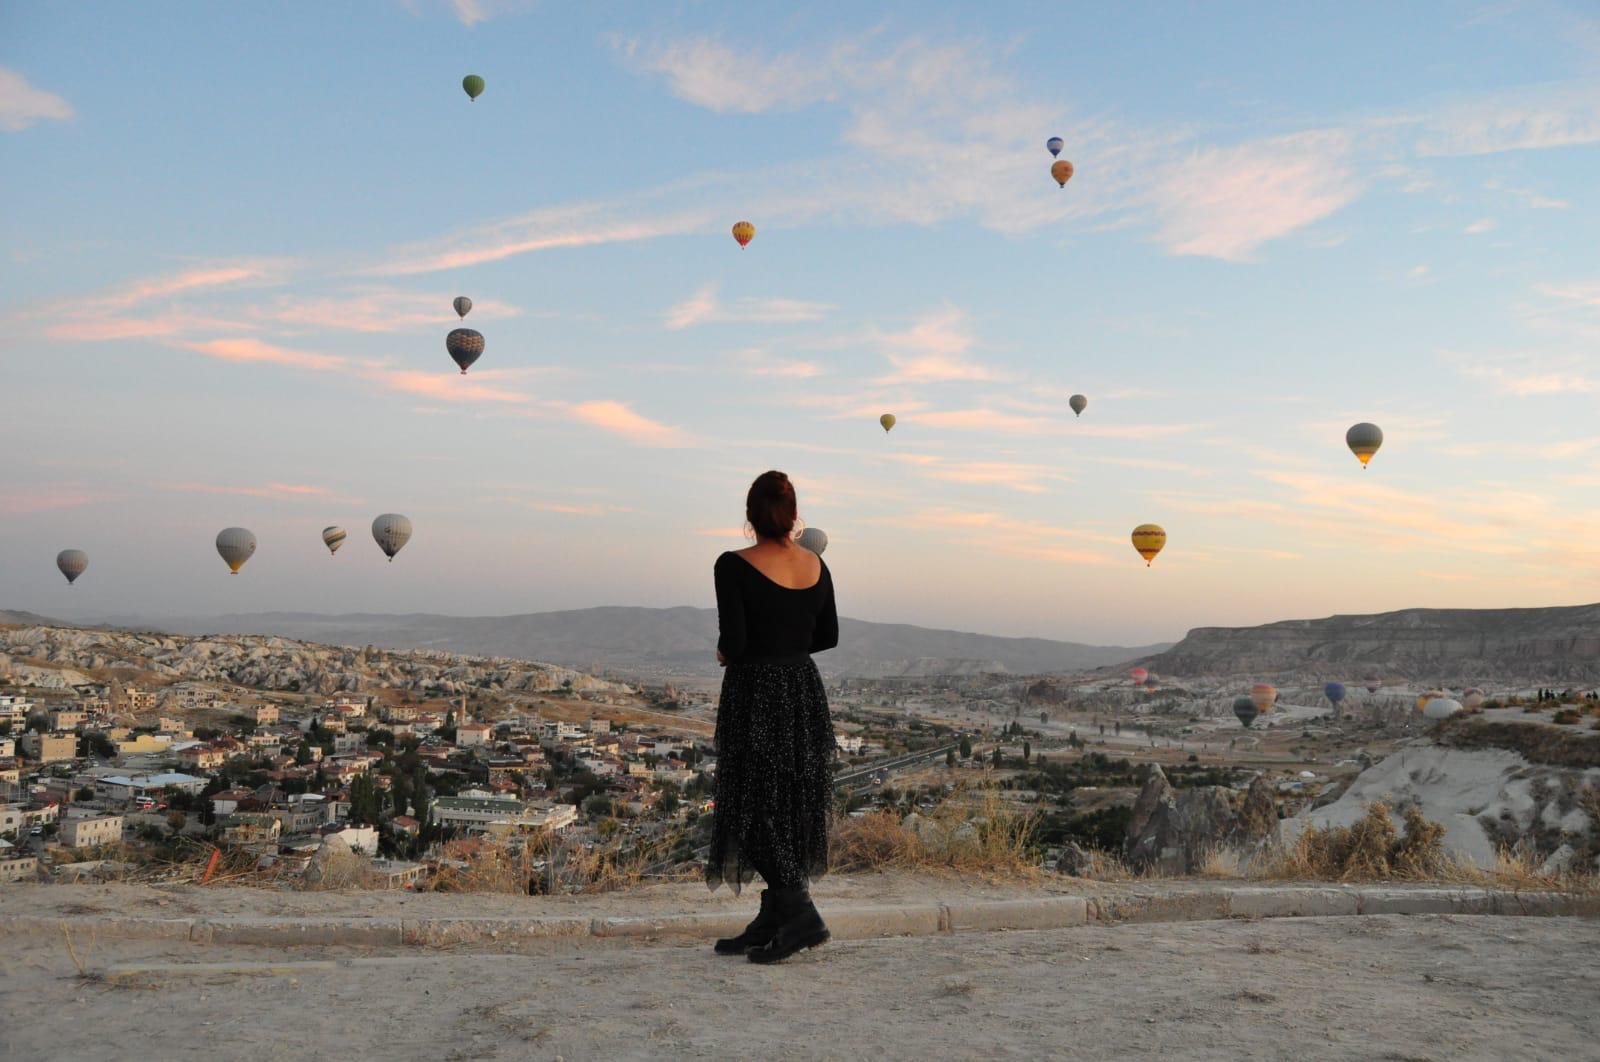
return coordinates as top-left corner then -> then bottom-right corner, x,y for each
1051,160 -> 1075,187
731,221 -> 755,248
1130,667 -> 1148,685
1250,683 -> 1277,714
1130,524 -> 1165,566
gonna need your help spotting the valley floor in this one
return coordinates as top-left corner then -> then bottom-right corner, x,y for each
2,884 -> 1594,1061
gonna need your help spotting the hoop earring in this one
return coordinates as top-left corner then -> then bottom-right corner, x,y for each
791,517 -> 805,540
742,520 -> 756,542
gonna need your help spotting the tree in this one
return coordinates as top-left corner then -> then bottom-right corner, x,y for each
959,736 -> 972,759
945,748 -> 956,768
1040,711 -> 1048,724
991,747 -> 1003,767
1022,740 -> 1031,763
75,786 -> 96,802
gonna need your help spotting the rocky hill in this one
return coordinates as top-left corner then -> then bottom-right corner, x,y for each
1142,602 -> 1600,683
0,623 -> 627,700
136,608 -> 1169,678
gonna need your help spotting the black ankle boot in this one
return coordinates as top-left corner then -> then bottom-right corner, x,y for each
713,889 -> 782,955
747,888 -> 829,964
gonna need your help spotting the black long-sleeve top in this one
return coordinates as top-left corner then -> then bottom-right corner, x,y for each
714,551 -> 839,664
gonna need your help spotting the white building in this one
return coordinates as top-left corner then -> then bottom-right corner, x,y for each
60,813 -> 124,849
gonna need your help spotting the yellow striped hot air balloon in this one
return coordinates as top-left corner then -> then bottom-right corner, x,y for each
1130,524 -> 1165,566
1250,683 -> 1278,714
731,221 -> 755,248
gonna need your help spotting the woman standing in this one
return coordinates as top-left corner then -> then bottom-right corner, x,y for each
708,470 -> 839,963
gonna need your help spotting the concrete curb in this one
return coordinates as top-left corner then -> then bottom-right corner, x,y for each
5,887 -> 1597,950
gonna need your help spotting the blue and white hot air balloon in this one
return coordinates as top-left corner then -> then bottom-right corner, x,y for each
1046,136 -> 1064,157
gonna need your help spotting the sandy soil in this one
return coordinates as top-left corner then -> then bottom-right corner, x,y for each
2,913 -> 1593,1061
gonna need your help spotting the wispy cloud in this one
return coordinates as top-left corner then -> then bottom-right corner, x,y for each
1464,217 -> 1497,235
1151,131 -> 1359,261
371,202 -> 713,275
889,454 -> 1067,494
163,481 -> 346,501
731,349 -> 825,379
185,337 -> 346,371
378,369 -> 533,404
263,289 -> 523,333
0,489 -> 98,514
664,284 -> 834,330
0,67 -> 73,132
1411,81 -> 1600,156
566,399 -> 689,446
911,507 -> 1117,565
1450,352 -> 1597,396
875,308 -> 997,383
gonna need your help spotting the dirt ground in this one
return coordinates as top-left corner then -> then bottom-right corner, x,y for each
3,913 -> 1594,1061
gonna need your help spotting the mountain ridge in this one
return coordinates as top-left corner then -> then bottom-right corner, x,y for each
101,607 -> 1170,679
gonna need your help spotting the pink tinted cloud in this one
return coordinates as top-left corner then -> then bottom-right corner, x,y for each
164,482 -> 343,501
186,338 -> 345,371
567,400 -> 689,446
264,290 -> 523,333
1152,131 -> 1358,261
0,489 -> 98,514
379,370 -> 532,404
875,308 -> 997,384
47,313 -> 255,342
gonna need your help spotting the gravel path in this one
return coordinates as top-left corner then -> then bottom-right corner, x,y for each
3,914 -> 1594,1061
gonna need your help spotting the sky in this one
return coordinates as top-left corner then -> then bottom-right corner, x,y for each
3,1 -> 1600,646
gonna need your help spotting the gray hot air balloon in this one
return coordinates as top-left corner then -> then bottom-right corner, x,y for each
322,526 -> 347,556
453,296 -> 472,320
446,328 -> 484,374
216,527 -> 257,574
1346,422 -> 1384,468
796,527 -> 828,555
1069,394 -> 1088,418
1232,695 -> 1260,728
372,513 -> 412,562
56,549 -> 88,586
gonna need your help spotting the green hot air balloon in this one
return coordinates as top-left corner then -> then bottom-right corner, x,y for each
462,75 -> 485,101
1232,695 -> 1260,728
372,513 -> 413,562
1069,394 -> 1087,418
56,549 -> 88,586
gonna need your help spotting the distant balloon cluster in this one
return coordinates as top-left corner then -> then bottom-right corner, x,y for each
44,85 -> 1393,597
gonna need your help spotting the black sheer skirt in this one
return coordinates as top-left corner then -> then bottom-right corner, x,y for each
706,659 -> 835,893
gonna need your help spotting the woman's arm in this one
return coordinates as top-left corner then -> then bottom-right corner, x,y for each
714,553 -> 747,664
810,566 -> 839,653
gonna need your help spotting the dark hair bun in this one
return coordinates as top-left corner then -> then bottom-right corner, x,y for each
746,470 -> 798,540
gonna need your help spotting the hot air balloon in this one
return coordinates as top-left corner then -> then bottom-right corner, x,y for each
462,75 -> 484,101
453,296 -> 472,320
1463,688 -> 1485,710
1423,697 -> 1462,721
1046,136 -> 1064,157
216,528 -> 257,574
1069,394 -> 1087,417
1416,690 -> 1445,712
56,550 -> 88,586
446,328 -> 484,374
1131,524 -> 1166,566
321,527 -> 346,556
796,527 -> 828,555
1251,683 -> 1277,714
1143,676 -> 1158,690
1324,682 -> 1346,709
372,513 -> 413,562
1130,667 -> 1148,685
1364,674 -> 1383,694
732,221 -> 755,248
1346,423 -> 1383,468
1051,160 -> 1075,187
880,414 -> 896,433
1233,695 -> 1260,728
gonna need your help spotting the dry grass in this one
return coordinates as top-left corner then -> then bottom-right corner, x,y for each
830,784 -> 1042,879
1256,803 -> 1457,882
426,828 -> 693,895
